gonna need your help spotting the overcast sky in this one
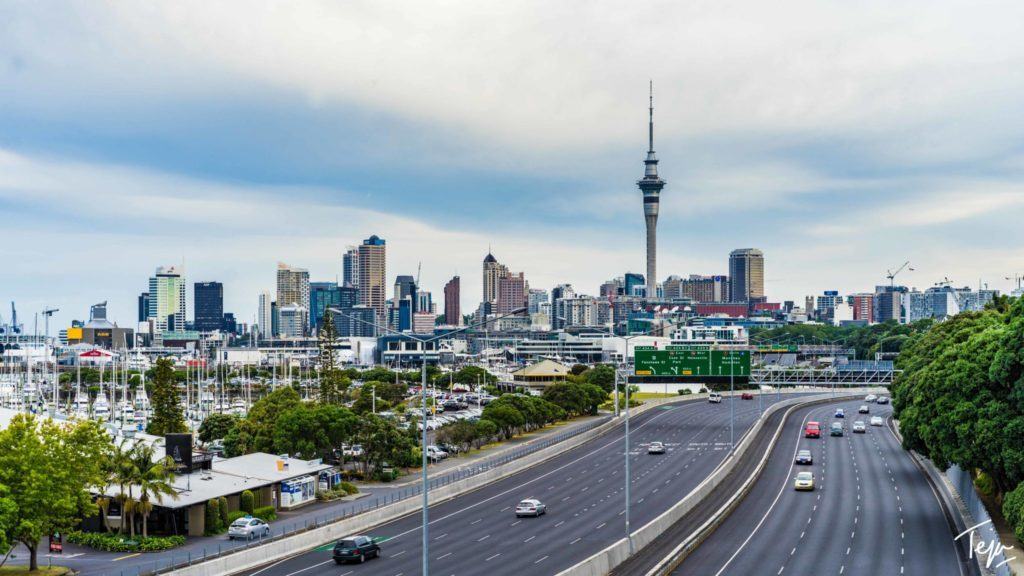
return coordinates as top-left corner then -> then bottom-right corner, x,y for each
2,1 -> 1024,330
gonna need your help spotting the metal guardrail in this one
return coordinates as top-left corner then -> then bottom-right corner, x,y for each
132,414 -> 612,576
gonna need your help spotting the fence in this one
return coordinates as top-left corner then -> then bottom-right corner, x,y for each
946,464 -> 1012,576
131,414 -> 612,575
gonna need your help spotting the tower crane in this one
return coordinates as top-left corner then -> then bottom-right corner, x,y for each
934,277 -> 953,288
886,261 -> 913,288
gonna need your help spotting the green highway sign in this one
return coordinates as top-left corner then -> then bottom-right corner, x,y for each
634,348 -> 751,377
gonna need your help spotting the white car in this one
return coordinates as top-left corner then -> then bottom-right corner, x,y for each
228,517 -> 271,540
870,416 -> 884,426
425,445 -> 448,461
865,394 -> 878,403
708,393 -> 723,404
515,498 -> 547,517
342,444 -> 364,458
648,441 -> 666,454
852,421 -> 866,433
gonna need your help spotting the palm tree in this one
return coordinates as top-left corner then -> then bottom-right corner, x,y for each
130,443 -> 178,538
105,440 -> 136,535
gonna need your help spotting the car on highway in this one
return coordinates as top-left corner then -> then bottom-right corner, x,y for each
877,396 -> 890,404
853,420 -> 866,433
830,422 -> 844,437
741,392 -> 754,400
515,498 -> 547,517
333,535 -> 381,564
834,408 -> 845,418
648,441 -> 666,454
708,393 -> 723,403
871,416 -> 884,426
794,471 -> 815,491
795,449 -> 813,465
865,394 -> 878,403
227,516 -> 270,540
859,405 -> 870,414
805,421 -> 821,438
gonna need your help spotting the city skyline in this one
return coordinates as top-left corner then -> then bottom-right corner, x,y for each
3,2 -> 1024,329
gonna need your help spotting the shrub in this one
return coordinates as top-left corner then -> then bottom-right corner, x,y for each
240,489 -> 255,514
253,505 -> 277,522
204,499 -> 223,535
976,471 -> 996,499
339,481 -> 359,495
677,389 -> 692,396
1003,482 -> 1024,542
67,531 -> 185,552
218,496 -> 229,527
226,510 -> 250,525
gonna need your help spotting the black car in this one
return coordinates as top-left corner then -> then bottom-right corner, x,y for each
333,535 -> 381,564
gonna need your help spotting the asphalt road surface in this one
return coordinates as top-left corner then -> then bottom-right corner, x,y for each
674,399 -> 963,576
241,394 -> 792,576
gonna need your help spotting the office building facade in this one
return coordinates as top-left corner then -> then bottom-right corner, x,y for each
358,235 -> 387,329
148,266 -> 187,334
729,249 -> 765,302
444,276 -> 461,325
194,281 -> 224,332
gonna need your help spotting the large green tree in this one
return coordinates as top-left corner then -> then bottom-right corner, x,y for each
198,413 -> 238,443
148,357 -> 186,436
318,312 -> 349,403
0,414 -> 110,570
223,387 -> 302,456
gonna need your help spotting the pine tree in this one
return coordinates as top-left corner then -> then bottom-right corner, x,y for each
148,357 -> 186,435
318,312 -> 340,404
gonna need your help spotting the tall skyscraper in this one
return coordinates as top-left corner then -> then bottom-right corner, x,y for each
393,275 -> 417,311
148,266 -> 187,333
729,249 -> 765,302
624,272 -> 646,297
416,290 -> 433,314
276,262 -> 310,334
444,276 -> 461,325
358,235 -> 387,328
310,282 -> 352,331
482,251 -> 509,308
637,83 -> 666,300
194,281 -> 224,332
257,291 -> 273,339
342,245 -> 359,289
137,292 -> 150,322
496,272 -> 527,315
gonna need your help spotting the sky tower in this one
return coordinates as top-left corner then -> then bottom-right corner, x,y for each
637,82 -> 666,299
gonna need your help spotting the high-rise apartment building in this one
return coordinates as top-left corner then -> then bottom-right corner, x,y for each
194,281 -> 224,332
850,293 -> 875,323
624,273 -> 646,298
874,285 -> 904,323
358,235 -> 387,328
342,246 -> 359,289
679,275 -> 730,303
394,275 -> 417,311
729,249 -> 765,302
497,272 -> 527,315
416,290 -> 433,314
483,252 -> 510,308
528,288 -> 548,314
257,291 -> 273,339
444,276 -> 461,325
148,266 -> 187,333
550,284 -> 576,330
277,304 -> 307,339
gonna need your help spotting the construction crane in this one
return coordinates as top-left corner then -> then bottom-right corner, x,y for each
886,261 -> 913,288
934,277 -> 953,288
416,261 -> 422,288
1006,274 -> 1023,291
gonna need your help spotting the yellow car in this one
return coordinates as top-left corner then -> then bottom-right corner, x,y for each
794,471 -> 815,491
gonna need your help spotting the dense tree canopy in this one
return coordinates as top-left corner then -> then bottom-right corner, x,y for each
147,357 -> 186,436
893,298 -> 1024,494
752,320 -> 933,358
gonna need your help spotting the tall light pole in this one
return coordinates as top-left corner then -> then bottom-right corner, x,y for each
328,305 -> 526,576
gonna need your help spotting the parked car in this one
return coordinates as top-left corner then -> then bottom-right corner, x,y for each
708,393 -> 723,404
853,421 -> 866,433
794,471 -> 815,491
805,422 -> 821,438
830,422 -> 844,437
740,392 -> 754,400
426,445 -> 448,461
858,405 -> 870,414
795,449 -> 813,465
342,444 -> 364,458
333,535 -> 381,564
870,416 -> 884,427
834,408 -> 845,418
227,517 -> 270,540
648,441 -> 666,454
515,499 -> 547,517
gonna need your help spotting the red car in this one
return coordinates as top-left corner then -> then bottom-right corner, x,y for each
740,392 -> 754,400
805,422 -> 821,438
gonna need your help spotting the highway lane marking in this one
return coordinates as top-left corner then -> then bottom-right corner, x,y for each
113,553 -> 141,561
435,533 -> 448,540
524,535 -> 535,542
486,553 -> 501,561
554,520 -> 564,527
256,559 -> 331,576
471,518 -> 481,524
477,534 -> 490,542
570,537 -> 581,544
391,550 -> 406,557
597,522 -> 606,529
535,555 -> 549,563
511,520 -> 521,526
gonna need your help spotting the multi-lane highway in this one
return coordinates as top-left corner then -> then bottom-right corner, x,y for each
674,399 -> 964,576
243,394 -> 790,576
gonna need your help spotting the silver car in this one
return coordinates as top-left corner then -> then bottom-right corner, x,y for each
228,516 -> 271,540
515,499 -> 547,517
